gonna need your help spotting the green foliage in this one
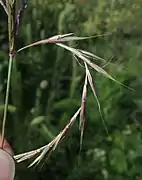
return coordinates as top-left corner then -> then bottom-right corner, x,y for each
0,0 -> 142,179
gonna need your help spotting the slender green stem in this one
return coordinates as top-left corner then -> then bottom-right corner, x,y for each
1,0 -> 15,147
1,54 -> 13,148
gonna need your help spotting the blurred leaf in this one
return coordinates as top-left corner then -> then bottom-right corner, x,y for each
109,148 -> 128,173
11,60 -> 22,108
41,124 -> 55,139
53,99 -> 80,110
0,105 -> 16,113
31,116 -> 45,126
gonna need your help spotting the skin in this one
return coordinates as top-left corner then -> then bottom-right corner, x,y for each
0,136 -> 15,180
0,136 -> 14,156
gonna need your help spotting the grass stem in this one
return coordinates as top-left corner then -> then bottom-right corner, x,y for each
1,54 -> 13,148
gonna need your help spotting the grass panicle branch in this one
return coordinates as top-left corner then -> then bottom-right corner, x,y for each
14,107 -> 81,167
13,32 -> 133,166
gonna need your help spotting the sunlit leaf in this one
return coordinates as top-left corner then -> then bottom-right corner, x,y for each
0,105 -> 16,113
30,116 -> 45,126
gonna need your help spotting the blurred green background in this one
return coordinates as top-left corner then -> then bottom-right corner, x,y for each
0,0 -> 142,179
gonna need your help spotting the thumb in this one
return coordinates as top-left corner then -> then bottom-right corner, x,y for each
0,137 -> 15,180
